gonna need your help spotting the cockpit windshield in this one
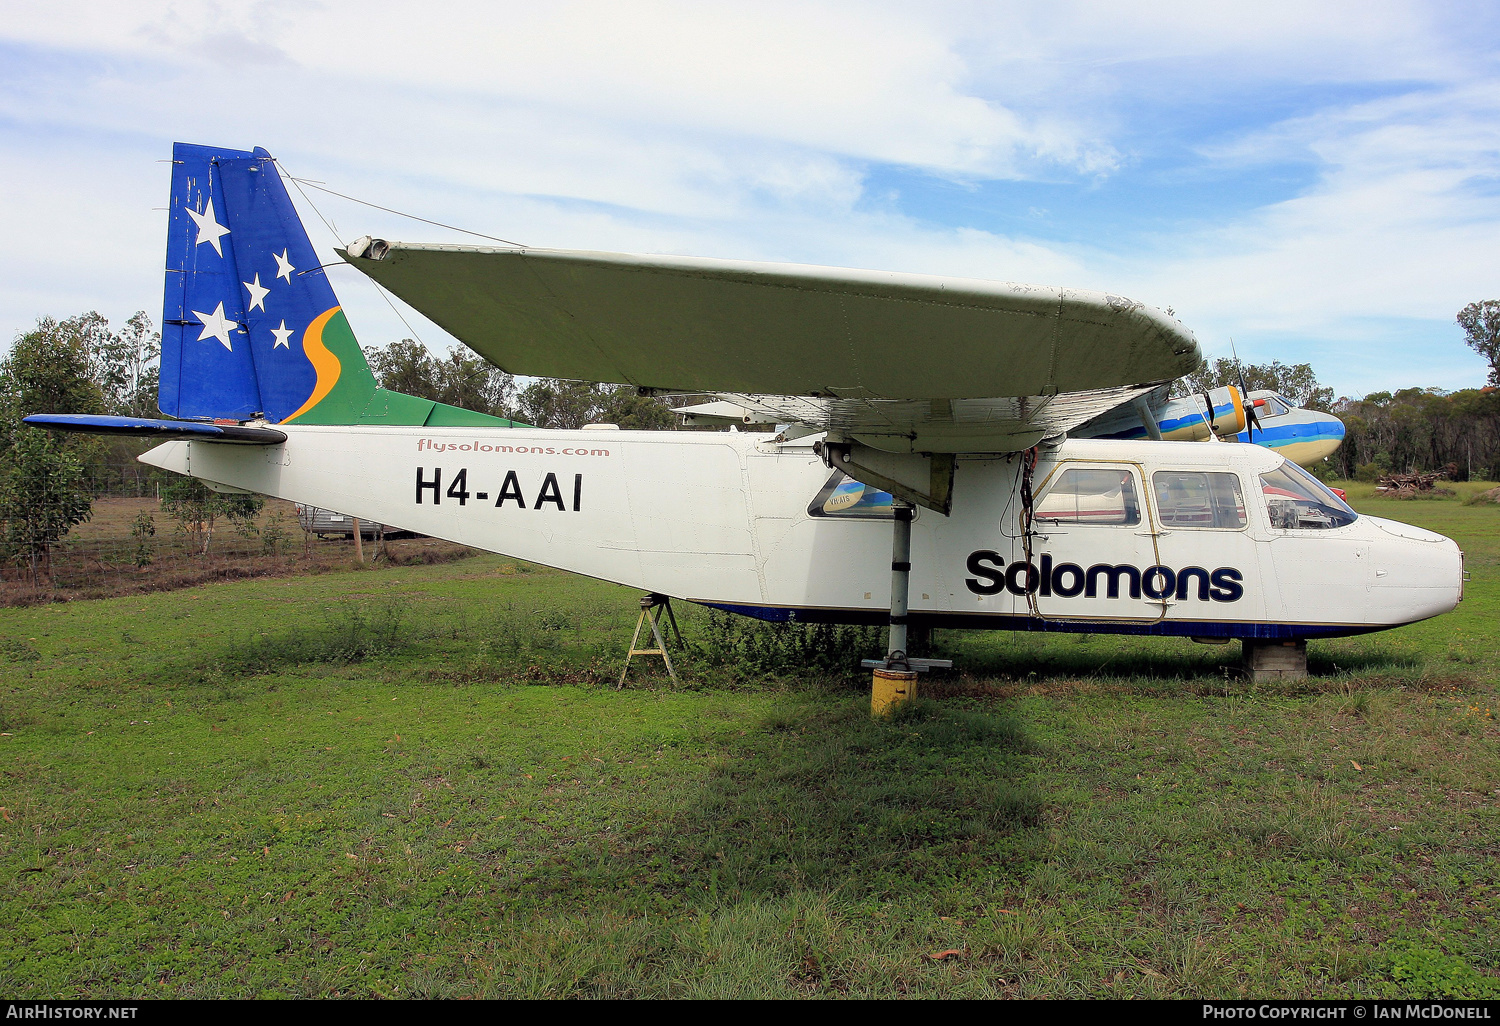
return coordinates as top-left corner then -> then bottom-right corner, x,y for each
1259,459 -> 1357,529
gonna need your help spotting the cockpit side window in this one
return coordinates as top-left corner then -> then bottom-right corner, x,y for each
1035,467 -> 1141,526
1253,396 -> 1290,420
1259,460 -> 1357,529
1152,471 -> 1247,529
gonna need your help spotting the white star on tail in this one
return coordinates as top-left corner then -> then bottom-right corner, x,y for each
243,273 -> 270,312
270,320 -> 294,349
186,197 -> 231,256
192,302 -> 236,350
273,248 -> 295,282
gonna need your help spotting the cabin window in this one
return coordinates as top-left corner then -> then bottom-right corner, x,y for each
1151,471 -> 1247,529
1034,467 -> 1140,526
807,471 -> 896,519
1259,460 -> 1358,529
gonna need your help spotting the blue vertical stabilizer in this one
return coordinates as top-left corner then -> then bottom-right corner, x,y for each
161,143 -> 337,422
158,142 -> 519,429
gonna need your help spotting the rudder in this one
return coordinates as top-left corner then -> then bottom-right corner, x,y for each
160,142 -> 518,429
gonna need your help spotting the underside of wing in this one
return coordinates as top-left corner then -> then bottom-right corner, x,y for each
341,241 -> 1200,418
678,387 -> 1154,453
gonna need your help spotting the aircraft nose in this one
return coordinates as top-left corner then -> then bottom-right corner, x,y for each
1284,411 -> 1345,465
1367,521 -> 1465,622
1322,412 -> 1346,442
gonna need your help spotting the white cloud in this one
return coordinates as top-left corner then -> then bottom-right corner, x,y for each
1129,85 -> 1500,330
3,1 -> 1499,395
4,1 -> 1108,180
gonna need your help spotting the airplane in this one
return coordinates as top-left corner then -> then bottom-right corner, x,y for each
682,381 -> 1346,470
1067,384 -> 1346,468
26,143 -> 1464,695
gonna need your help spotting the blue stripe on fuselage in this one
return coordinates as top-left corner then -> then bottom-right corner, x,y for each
698,602 -> 1393,640
1236,415 -> 1345,448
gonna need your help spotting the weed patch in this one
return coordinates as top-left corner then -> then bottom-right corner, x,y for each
695,610 -> 883,677
1379,945 -> 1500,999
217,598 -> 412,674
0,637 -> 40,661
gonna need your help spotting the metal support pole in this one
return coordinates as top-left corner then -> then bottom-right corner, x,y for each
1132,396 -> 1164,441
861,503 -> 951,693
888,504 -> 913,664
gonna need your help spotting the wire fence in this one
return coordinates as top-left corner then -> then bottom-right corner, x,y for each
1,497 -> 475,604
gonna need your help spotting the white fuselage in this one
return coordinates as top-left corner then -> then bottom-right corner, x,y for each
142,428 -> 1462,640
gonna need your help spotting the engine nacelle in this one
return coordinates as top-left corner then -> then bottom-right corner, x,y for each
1208,384 -> 1248,438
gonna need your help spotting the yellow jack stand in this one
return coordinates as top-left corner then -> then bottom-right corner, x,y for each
618,593 -> 684,688
871,668 -> 918,717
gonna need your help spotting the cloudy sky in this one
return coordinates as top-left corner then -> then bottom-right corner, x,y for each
2,0 -> 1497,398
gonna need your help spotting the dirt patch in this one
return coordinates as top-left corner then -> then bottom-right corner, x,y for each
1,496 -> 481,604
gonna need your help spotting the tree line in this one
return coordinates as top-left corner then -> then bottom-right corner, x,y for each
0,312 -> 269,583
1175,300 -> 1500,481
364,339 -> 680,430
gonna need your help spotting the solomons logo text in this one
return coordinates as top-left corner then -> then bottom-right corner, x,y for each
965,551 -> 1244,602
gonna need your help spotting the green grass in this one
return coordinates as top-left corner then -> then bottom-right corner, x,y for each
1,486 -> 1497,998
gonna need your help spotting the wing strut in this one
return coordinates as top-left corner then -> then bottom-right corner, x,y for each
1132,396 -> 1164,441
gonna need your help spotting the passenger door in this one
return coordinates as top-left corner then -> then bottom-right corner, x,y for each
1253,462 -> 1368,626
1028,461 -> 1162,625
1149,469 -> 1265,630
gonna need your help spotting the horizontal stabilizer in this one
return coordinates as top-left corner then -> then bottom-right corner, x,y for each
23,415 -> 287,445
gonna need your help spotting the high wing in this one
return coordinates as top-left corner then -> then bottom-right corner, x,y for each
341,239 -> 1200,453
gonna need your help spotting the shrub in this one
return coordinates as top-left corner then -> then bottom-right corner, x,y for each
695,610 -> 883,677
130,510 -> 155,567
220,597 -> 410,673
260,512 -> 289,555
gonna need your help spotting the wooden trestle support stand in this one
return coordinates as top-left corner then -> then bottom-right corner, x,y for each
618,592 -> 685,688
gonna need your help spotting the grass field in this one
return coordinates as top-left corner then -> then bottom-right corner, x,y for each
0,482 -> 1497,998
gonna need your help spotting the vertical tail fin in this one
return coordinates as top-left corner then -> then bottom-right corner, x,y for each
161,142 -> 517,428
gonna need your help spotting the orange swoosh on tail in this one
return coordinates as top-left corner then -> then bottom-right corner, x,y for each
282,307 -> 342,422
